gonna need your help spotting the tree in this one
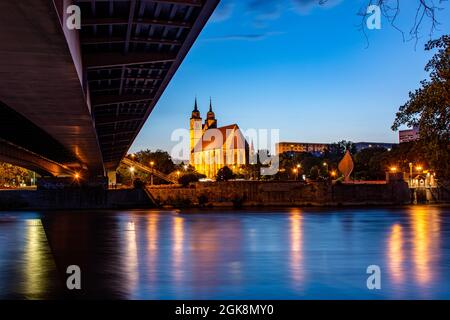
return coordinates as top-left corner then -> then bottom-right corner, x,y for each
0,162 -> 32,187
392,35 -> 450,180
131,149 -> 175,174
216,166 -> 234,181
178,172 -> 204,187
309,166 -> 320,180
324,140 -> 356,163
354,147 -> 388,180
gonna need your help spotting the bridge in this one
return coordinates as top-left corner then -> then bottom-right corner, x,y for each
0,0 -> 218,180
121,157 -> 178,184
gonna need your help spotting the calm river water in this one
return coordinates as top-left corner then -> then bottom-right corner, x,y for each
0,206 -> 449,299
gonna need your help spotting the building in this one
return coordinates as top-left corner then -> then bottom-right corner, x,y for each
399,125 -> 420,143
276,142 -> 328,156
353,142 -> 397,152
190,99 -> 249,178
276,141 -> 397,156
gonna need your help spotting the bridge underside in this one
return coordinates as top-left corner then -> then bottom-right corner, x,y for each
0,0 -> 104,176
0,0 -> 218,177
78,0 -> 219,170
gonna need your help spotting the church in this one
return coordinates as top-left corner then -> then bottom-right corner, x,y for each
190,98 -> 249,178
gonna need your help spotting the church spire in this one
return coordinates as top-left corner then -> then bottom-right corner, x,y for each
194,97 -> 198,112
206,96 -> 217,128
191,97 -> 200,119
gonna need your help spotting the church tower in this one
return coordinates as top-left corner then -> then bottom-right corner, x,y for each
190,98 -> 202,165
205,97 -> 217,129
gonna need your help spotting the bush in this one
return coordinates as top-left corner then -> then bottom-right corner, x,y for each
133,178 -> 145,189
309,166 -> 319,180
216,166 -> 234,181
178,173 -> 200,187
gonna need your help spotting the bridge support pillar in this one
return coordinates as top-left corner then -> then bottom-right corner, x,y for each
107,170 -> 117,188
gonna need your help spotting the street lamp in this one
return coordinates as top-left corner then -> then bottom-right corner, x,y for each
149,161 -> 155,185
129,166 -> 135,184
323,162 -> 328,178
331,170 -> 337,179
390,166 -> 397,173
292,168 -> 298,180
409,162 -> 413,185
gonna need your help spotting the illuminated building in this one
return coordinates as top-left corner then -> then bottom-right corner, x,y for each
189,98 -> 249,178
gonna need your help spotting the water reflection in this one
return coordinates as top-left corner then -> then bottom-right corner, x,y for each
0,206 -> 449,299
289,209 -> 304,286
24,219 -> 49,298
146,214 -> 159,284
410,206 -> 440,287
122,220 -> 138,297
387,224 -> 404,284
172,216 -> 185,285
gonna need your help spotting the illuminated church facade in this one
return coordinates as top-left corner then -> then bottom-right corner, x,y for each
189,98 -> 249,178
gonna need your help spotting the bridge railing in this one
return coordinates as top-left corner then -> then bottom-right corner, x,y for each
121,158 -> 178,184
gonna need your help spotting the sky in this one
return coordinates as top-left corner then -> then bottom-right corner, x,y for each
130,0 -> 450,155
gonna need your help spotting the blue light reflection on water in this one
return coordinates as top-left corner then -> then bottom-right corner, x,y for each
0,206 -> 449,299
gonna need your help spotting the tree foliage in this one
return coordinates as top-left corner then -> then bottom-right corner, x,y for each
216,166 -> 235,181
392,35 -> 450,180
0,162 -> 32,187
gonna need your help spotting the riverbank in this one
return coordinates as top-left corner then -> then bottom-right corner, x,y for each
0,189 -> 152,210
1,180 -> 448,210
147,180 -> 414,208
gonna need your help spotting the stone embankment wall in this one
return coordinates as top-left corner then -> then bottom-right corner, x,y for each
0,189 -> 152,210
147,181 -> 412,207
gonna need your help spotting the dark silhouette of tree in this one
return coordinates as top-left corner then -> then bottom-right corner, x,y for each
216,166 -> 235,181
392,35 -> 449,180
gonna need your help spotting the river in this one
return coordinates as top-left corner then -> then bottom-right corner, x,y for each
0,206 -> 449,299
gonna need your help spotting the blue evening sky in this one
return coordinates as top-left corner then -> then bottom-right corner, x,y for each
130,0 -> 450,154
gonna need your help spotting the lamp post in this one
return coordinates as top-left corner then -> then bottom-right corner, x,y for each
150,161 -> 154,185
409,162 -> 413,186
292,168 -> 298,181
129,166 -> 135,186
331,170 -> 337,179
323,162 -> 328,178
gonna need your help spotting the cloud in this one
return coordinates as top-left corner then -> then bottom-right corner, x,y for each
203,31 -> 284,42
209,0 -> 344,24
291,0 -> 343,14
211,1 -> 235,22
